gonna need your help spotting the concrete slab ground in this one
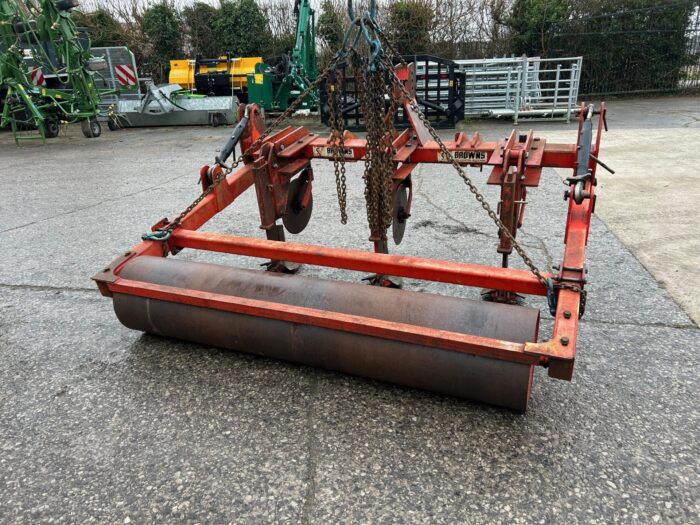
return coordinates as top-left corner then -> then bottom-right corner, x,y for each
0,97 -> 698,523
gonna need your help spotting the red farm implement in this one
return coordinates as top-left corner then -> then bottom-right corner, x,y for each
94,18 -> 607,410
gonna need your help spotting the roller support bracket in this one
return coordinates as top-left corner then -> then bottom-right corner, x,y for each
524,339 -> 575,381
93,244 -> 155,296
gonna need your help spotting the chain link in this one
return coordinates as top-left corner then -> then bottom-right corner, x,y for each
354,55 -> 395,240
377,51 -> 549,288
326,68 -> 348,223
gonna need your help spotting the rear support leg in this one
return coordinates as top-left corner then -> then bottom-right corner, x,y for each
363,239 -> 402,288
261,224 -> 300,274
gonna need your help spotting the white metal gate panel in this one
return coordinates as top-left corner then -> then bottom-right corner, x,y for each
453,56 -> 582,123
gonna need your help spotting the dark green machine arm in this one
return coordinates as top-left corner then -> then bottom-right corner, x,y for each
291,0 -> 317,83
0,0 -> 44,131
271,0 -> 317,109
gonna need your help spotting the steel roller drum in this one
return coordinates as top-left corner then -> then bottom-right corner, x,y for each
113,256 -> 540,410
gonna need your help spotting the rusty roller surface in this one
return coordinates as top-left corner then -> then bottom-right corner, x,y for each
114,256 -> 540,410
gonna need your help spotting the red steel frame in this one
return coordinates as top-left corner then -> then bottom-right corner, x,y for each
95,96 -> 606,382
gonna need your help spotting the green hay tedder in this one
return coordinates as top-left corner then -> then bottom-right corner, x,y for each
0,0 -> 108,144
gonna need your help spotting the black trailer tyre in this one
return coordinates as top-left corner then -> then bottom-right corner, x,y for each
13,20 -> 36,33
81,117 -> 101,138
107,117 -> 119,131
44,117 -> 60,139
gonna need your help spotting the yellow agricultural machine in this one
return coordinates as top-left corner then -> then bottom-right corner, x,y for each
169,55 -> 261,98
169,0 -> 317,112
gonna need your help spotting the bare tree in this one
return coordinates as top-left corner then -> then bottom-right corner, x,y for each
77,0 -> 520,66
258,0 -> 295,36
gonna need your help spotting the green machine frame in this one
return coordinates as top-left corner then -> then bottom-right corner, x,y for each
0,0 -> 106,143
247,0 -> 318,112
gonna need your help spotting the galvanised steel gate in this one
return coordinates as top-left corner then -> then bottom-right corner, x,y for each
453,56 -> 583,124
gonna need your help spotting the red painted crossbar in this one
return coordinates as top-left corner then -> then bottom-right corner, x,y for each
110,278 -> 538,365
170,229 -> 550,296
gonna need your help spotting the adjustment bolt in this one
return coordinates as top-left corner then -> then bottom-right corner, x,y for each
560,336 -> 570,346
563,310 -> 572,319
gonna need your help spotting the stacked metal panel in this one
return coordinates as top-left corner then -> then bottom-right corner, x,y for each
445,56 -> 583,123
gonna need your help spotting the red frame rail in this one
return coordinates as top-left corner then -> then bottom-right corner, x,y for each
95,100 -> 606,382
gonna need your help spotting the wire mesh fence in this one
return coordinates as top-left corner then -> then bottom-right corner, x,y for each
548,2 -> 700,96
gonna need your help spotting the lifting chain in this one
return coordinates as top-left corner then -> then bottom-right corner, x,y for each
355,55 -> 395,240
376,50 -> 550,290
326,68 -> 348,224
144,22 -> 580,317
377,46 -> 588,315
144,56 -> 343,243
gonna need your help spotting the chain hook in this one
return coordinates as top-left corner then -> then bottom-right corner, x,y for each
141,229 -> 172,242
340,0 -> 382,70
546,278 -> 557,316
